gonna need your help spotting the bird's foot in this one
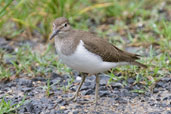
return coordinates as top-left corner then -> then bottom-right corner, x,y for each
76,99 -> 94,104
65,94 -> 78,102
65,96 -> 99,105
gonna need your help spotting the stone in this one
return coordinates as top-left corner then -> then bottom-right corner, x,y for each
155,81 -> 164,88
81,81 -> 95,90
0,37 -> 8,45
56,109 -> 65,114
50,72 -> 62,80
82,89 -> 94,95
120,89 -> 130,97
99,90 -> 111,97
24,100 -> 42,114
153,88 -> 159,93
31,77 -> 47,82
111,82 -> 123,89
99,74 -> 110,86
18,78 -> 33,87
21,87 -> 32,93
148,112 -> 161,114
127,78 -> 134,84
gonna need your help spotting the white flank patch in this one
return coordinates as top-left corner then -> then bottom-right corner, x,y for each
58,40 -> 128,74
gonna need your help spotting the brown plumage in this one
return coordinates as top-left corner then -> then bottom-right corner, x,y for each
83,35 -> 147,68
58,29 -> 147,68
50,17 -> 147,68
50,17 -> 147,104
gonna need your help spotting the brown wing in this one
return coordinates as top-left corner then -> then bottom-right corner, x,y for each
80,32 -> 140,63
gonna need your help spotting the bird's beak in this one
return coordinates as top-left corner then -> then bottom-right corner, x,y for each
49,29 -> 59,40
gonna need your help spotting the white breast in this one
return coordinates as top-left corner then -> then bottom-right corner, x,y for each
57,40 -> 128,74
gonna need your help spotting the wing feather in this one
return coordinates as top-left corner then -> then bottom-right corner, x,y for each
80,32 -> 140,62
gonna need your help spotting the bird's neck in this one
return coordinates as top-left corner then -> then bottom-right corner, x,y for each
54,30 -> 79,56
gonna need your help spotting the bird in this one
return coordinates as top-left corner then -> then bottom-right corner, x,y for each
49,17 -> 147,104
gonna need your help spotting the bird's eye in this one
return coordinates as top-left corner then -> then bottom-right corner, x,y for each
64,23 -> 67,27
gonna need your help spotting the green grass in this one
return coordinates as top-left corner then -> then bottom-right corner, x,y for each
0,0 -> 114,39
1,0 -> 167,40
0,44 -> 71,79
45,78 -> 51,97
61,75 -> 75,92
0,97 -> 25,114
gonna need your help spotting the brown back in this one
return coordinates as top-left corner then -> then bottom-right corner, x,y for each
73,30 -> 140,63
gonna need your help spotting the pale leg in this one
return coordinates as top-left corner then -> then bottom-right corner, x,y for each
67,75 -> 86,101
95,75 -> 100,104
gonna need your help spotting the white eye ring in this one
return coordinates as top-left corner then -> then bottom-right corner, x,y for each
63,23 -> 67,27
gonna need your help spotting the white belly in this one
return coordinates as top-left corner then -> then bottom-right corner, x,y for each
57,40 -> 128,74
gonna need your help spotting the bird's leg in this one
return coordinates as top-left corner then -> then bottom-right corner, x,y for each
95,75 -> 100,104
67,74 -> 86,101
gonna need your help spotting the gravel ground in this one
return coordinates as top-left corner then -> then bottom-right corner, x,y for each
0,73 -> 170,114
0,38 -> 171,114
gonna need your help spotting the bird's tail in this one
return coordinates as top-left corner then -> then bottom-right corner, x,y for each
131,61 -> 147,68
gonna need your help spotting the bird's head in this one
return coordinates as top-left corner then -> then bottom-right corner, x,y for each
50,17 -> 71,40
